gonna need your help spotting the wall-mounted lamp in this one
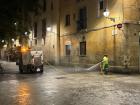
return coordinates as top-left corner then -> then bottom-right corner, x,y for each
103,9 -> 116,22
103,9 -> 110,17
1,40 -> 5,43
24,32 -> 28,35
11,38 -> 15,42
14,22 -> 17,26
47,27 -> 52,32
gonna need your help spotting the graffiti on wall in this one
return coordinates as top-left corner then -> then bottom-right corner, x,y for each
95,52 -> 103,63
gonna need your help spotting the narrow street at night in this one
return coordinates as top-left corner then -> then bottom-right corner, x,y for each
0,61 -> 140,105
0,0 -> 140,105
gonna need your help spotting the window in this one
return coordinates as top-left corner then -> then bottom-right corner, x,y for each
139,32 -> 140,45
77,7 -> 87,31
35,40 -> 37,45
35,8 -> 39,16
42,19 -> 46,45
80,41 -> 86,56
99,0 -> 104,10
34,22 -> 37,38
73,13 -> 76,20
76,0 -> 84,2
43,0 -> 46,12
65,45 -> 71,56
76,0 -> 80,2
65,14 -> 71,26
51,1 -> 53,10
42,19 -> 46,38
34,22 -> 37,45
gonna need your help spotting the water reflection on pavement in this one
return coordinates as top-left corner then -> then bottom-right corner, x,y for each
0,63 -> 140,105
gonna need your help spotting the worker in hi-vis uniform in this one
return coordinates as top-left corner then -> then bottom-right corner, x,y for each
102,54 -> 109,74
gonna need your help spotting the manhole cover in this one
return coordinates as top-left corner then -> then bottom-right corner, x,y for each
56,77 -> 66,79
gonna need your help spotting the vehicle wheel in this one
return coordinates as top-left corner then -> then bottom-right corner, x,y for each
40,69 -> 43,73
19,70 -> 23,73
31,65 -> 35,73
19,68 -> 23,73
19,66 -> 23,73
40,70 -> 43,73
40,65 -> 44,73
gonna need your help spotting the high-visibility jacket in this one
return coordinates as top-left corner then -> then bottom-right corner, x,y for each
103,56 -> 109,64
102,56 -> 109,69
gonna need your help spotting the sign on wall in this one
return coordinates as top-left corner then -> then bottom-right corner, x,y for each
112,29 -> 118,36
117,24 -> 123,29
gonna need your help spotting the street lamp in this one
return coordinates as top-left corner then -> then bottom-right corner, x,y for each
14,22 -> 19,46
24,32 -> 28,35
11,38 -> 15,42
103,9 -> 110,17
1,40 -> 6,47
1,40 -> 5,43
47,26 -> 52,32
11,38 -> 16,47
14,22 -> 17,26
103,9 -> 116,22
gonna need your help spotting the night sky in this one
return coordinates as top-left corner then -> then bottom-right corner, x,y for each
0,0 -> 39,41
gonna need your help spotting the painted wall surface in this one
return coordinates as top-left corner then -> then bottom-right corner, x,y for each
31,0 -> 140,71
32,0 -> 60,64
123,0 -> 140,21
59,0 -> 140,71
60,0 -> 123,63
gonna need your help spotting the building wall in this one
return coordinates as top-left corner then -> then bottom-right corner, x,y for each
31,0 -> 60,64
123,0 -> 140,70
123,0 -> 140,21
60,0 -> 123,64
43,0 -> 60,64
31,0 -> 140,71
59,0 -> 140,71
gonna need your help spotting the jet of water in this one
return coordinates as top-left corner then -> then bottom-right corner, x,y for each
85,62 -> 101,71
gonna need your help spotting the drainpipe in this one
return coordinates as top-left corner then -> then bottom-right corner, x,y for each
56,0 -> 60,65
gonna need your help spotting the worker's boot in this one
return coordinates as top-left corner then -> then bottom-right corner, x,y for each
104,68 -> 108,75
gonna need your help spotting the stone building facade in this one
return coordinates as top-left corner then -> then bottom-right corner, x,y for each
31,0 -> 140,72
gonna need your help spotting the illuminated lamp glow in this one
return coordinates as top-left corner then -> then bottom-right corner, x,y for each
47,27 -> 51,32
103,9 -> 110,17
21,47 -> 28,53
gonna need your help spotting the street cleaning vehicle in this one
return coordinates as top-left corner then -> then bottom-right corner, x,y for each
16,46 -> 43,73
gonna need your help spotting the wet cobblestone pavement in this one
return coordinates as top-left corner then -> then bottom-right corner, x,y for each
0,61 -> 140,105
